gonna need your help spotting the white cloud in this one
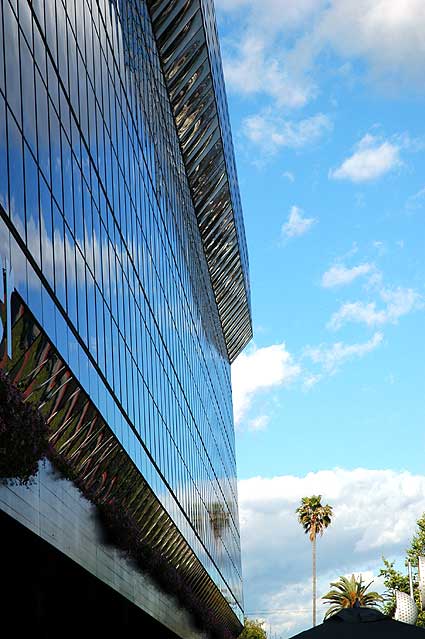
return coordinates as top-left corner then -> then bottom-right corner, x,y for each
303,373 -> 323,390
231,343 -> 300,425
242,112 -> 332,155
282,206 -> 317,239
223,34 -> 312,109
283,171 -> 295,182
219,1 -> 325,108
310,0 -> 425,92
304,332 -> 383,374
321,263 -> 374,288
328,287 -> 423,330
218,0 -> 425,126
217,0 -> 324,30
329,134 -> 402,182
406,186 -> 425,210
381,286 -> 424,319
372,240 -> 387,256
248,415 -> 270,432
239,468 -> 425,637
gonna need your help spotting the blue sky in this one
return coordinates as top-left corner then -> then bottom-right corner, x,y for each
215,1 -> 425,636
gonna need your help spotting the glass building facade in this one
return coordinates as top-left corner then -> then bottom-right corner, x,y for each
0,0 -> 252,635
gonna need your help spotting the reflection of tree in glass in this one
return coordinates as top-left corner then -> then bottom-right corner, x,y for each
191,501 -> 207,538
208,501 -> 230,540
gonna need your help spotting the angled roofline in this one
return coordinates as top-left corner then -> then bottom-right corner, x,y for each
147,0 -> 252,363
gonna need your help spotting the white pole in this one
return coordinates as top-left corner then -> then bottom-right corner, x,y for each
408,561 -> 414,599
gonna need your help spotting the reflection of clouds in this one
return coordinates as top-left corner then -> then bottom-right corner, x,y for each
4,1 -> 21,123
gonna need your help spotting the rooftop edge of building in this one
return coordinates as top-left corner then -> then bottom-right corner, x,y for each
147,0 -> 253,363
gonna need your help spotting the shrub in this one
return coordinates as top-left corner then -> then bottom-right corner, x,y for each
0,368 -> 50,486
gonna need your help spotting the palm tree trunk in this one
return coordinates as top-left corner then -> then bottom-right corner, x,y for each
312,534 -> 317,627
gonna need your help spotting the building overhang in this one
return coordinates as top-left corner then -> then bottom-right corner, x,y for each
147,0 -> 252,363
0,289 -> 243,636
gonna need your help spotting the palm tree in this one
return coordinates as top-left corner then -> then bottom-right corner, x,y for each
322,574 -> 383,620
296,495 -> 333,627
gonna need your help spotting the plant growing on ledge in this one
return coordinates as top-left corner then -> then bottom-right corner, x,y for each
0,368 -> 50,486
0,366 -> 235,639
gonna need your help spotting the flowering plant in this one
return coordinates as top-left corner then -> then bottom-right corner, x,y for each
0,368 -> 235,638
0,368 -> 49,485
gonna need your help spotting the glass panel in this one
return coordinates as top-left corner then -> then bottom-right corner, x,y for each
53,203 -> 66,308
42,285 -> 56,343
73,155 -> 83,250
76,246 -> 88,346
36,69 -> 50,181
4,1 -> 21,125
0,95 -> 8,212
44,1 -> 57,65
0,2 -> 4,95
20,34 -> 37,154
27,261 -> 42,324
57,1 -> 68,94
65,227 -> 77,327
39,172 -> 54,287
49,102 -> 62,208
95,285 -> 105,374
86,266 -> 97,360
8,111 -> 25,240
24,143 -> 41,268
62,129 -> 73,231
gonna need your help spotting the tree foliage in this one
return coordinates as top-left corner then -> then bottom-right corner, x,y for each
296,495 -> 333,626
296,495 -> 333,541
379,512 -> 425,627
238,618 -> 267,639
0,368 -> 50,485
322,574 -> 383,620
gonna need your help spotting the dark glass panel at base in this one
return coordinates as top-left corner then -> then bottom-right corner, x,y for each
0,509 -> 179,636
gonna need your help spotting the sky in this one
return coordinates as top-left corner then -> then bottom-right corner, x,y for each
214,1 -> 425,637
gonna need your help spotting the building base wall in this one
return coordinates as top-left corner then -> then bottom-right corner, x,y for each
0,461 -> 207,639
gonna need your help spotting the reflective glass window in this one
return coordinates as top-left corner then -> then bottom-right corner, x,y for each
8,111 -> 25,240
0,3 -> 4,96
27,260 -> 42,324
20,34 -> 36,154
65,227 -> 77,327
49,102 -> 62,208
44,2 -> 57,66
86,266 -> 97,360
42,285 -> 56,343
68,30 -> 79,115
39,172 -> 54,287
53,203 -> 66,308
24,143 -> 40,268
4,2 -> 21,125
35,69 -> 50,181
0,95 -> 8,211
82,179 -> 93,271
76,246 -> 88,346
56,1 -> 68,94
73,155 -> 83,250
33,20 -> 46,81
62,129 -> 73,231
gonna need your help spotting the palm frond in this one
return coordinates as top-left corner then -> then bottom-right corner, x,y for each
322,574 -> 383,620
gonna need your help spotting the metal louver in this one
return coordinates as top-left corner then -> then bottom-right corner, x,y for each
147,0 -> 252,363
